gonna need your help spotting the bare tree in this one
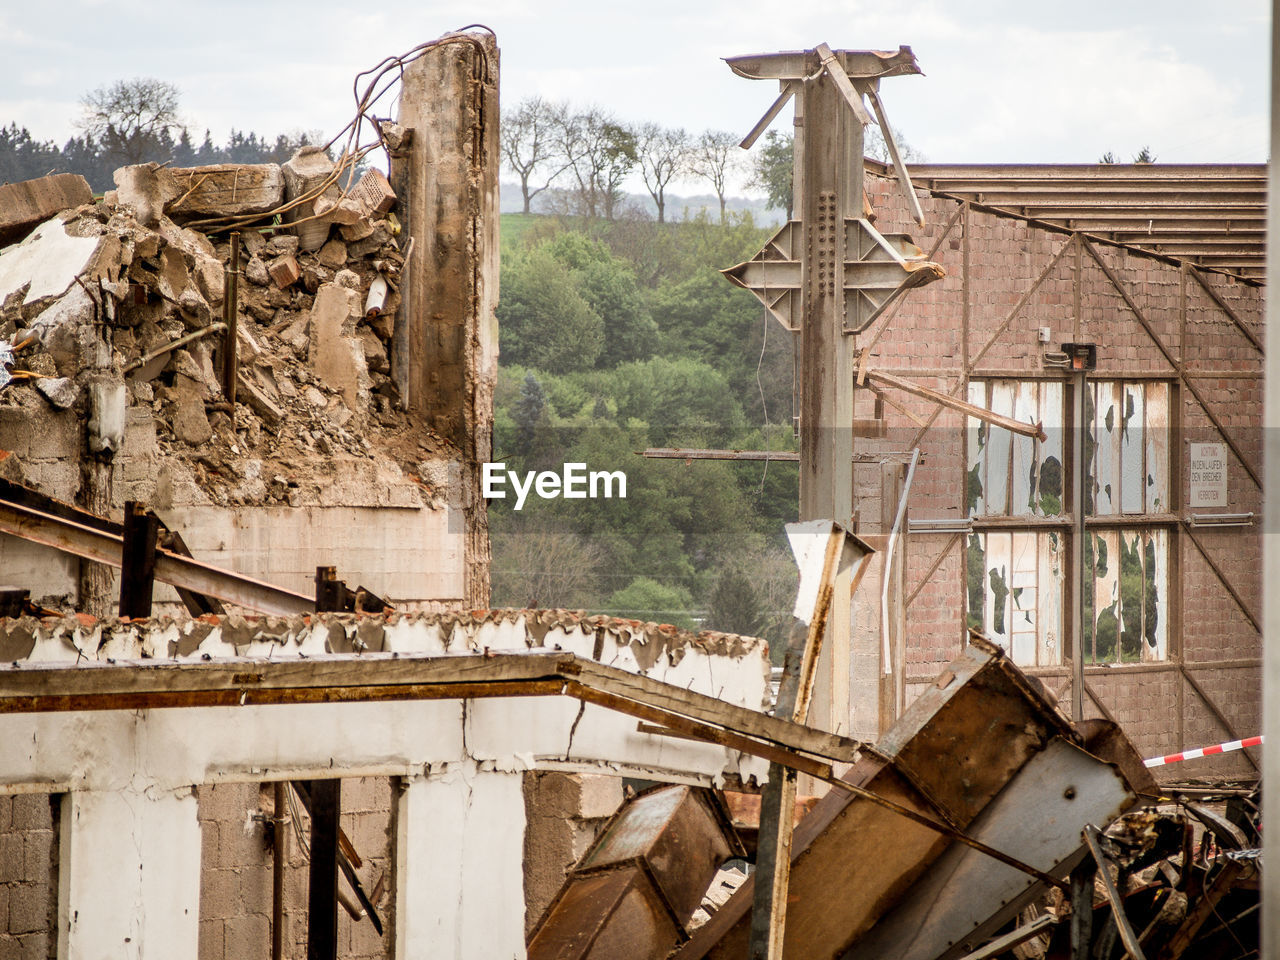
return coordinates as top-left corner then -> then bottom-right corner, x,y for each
78,78 -> 185,165
634,123 -> 690,224
501,97 -> 569,215
554,107 -> 637,221
490,522 -> 607,609
689,129 -> 739,224
865,123 -> 926,165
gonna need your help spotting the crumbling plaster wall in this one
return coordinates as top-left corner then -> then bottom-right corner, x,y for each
0,611 -> 768,957
0,191 -> 466,612
855,174 -> 1263,775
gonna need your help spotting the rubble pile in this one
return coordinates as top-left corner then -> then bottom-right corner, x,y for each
0,156 -> 449,507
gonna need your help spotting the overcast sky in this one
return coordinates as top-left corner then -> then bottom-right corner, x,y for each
2,0 -> 1268,192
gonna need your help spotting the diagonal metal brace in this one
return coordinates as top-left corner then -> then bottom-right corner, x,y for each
861,83 -> 926,227
815,42 -> 874,126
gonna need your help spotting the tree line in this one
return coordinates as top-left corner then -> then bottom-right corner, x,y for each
501,96 -> 747,223
0,78 -> 320,193
503,96 -> 925,225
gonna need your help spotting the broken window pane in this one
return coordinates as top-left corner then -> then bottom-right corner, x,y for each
966,379 -> 1170,665
1085,527 -> 1167,663
964,529 -> 1064,667
966,380 -> 1066,518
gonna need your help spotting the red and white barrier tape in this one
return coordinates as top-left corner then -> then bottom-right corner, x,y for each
1144,735 -> 1264,768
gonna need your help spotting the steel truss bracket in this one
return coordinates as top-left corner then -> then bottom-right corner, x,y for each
721,218 -> 944,334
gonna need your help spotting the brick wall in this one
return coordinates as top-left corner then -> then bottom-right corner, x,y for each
197,778 -> 393,960
0,793 -> 59,959
862,174 -> 1263,775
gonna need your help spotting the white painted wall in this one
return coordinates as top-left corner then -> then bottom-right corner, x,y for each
394,767 -> 525,960
59,787 -> 201,960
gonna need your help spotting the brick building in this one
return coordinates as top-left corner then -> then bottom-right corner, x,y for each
851,161 -> 1264,779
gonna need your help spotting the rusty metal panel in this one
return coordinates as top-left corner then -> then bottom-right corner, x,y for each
528,867 -> 681,960
841,738 -> 1136,960
579,785 -> 741,924
677,639 -> 1083,960
530,785 -> 742,959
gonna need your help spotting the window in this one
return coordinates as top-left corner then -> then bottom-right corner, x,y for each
965,379 -> 1172,666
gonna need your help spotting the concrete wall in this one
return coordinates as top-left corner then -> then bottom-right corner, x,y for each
857,174 -> 1263,776
0,793 -> 59,959
0,386 -> 466,610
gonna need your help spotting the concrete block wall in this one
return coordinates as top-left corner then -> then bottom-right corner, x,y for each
0,793 -> 59,958
198,778 -> 393,960
522,772 -> 623,935
863,174 -> 1263,771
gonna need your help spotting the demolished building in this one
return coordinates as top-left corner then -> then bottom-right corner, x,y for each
0,31 -> 1264,960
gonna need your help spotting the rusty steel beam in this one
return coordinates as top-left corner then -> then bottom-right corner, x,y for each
865,370 -> 1046,441
726,47 -> 921,81
0,497 -> 313,615
1083,824 -> 1150,960
0,650 -> 868,769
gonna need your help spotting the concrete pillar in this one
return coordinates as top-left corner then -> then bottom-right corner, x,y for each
393,766 -> 525,959
58,787 -> 201,959
395,33 -> 500,608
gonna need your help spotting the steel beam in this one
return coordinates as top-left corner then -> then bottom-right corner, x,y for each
0,498 -> 313,615
725,47 -> 921,81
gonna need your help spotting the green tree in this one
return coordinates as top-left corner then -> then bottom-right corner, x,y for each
603,577 -> 696,629
705,566 -> 766,637
750,131 -> 793,219
496,247 -> 604,372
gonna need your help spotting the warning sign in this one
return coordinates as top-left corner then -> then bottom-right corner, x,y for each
1189,442 -> 1227,508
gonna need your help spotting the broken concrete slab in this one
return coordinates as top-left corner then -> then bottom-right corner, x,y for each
113,164 -> 183,227
312,195 -> 364,226
24,283 -> 96,350
282,147 -> 337,252
35,377 -> 79,410
308,282 -> 367,411
0,174 -> 94,247
87,379 -> 127,455
244,257 -> 269,286
169,375 -> 213,445
318,238 -> 348,270
166,164 -> 285,220
0,218 -> 102,307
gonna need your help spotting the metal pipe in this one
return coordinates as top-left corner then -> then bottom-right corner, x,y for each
222,232 -> 240,406
882,449 -> 920,685
0,497 -> 313,615
123,322 -> 227,374
273,781 -> 287,960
